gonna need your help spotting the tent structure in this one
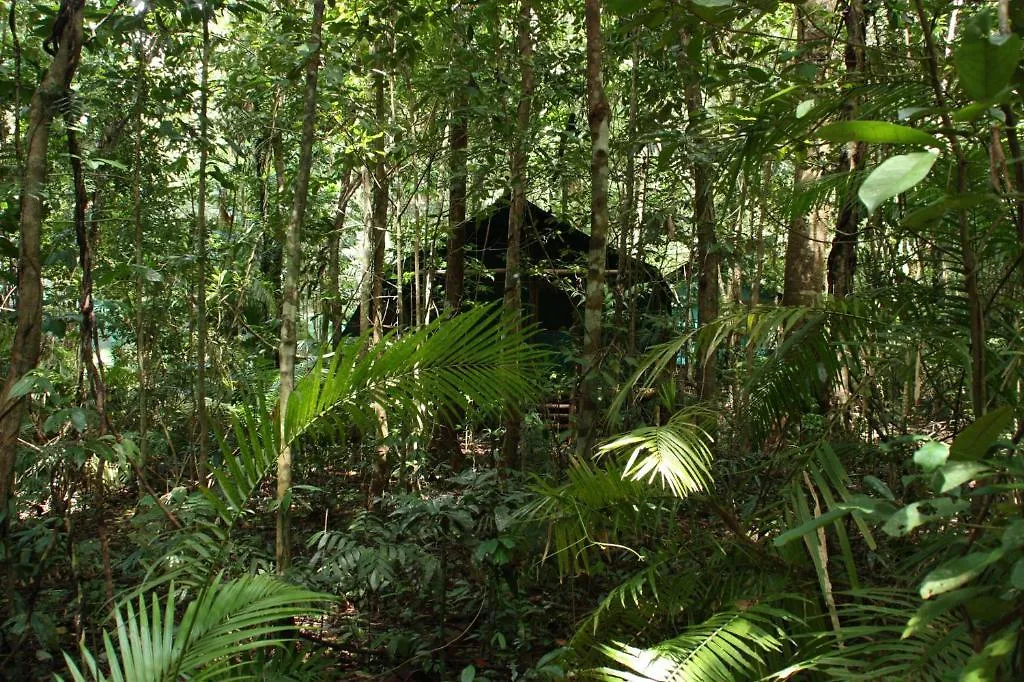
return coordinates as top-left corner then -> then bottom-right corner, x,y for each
342,199 -> 671,341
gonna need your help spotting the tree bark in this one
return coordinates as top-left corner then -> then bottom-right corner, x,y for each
370,44 -> 389,344
327,169 -> 354,345
501,0 -> 534,469
445,47 -> 469,312
0,0 -> 85,527
782,1 -> 832,307
576,0 -> 611,456
195,7 -> 210,479
827,0 -> 868,299
277,0 -> 324,573
680,28 -> 720,401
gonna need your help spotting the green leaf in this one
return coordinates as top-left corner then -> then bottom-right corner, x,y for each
1001,520 -> 1024,550
954,33 -> 1022,102
901,193 -> 998,229
795,99 -> 814,118
461,664 -> 477,682
913,440 -> 949,472
6,374 -> 38,401
774,497 -> 894,547
920,549 -> 1004,599
862,475 -> 895,501
959,621 -> 1020,682
70,408 -> 88,433
882,498 -> 968,537
1011,558 -> 1024,589
937,462 -> 990,493
903,586 -> 989,638
817,120 -> 938,146
859,152 -> 939,214
949,406 -> 1013,461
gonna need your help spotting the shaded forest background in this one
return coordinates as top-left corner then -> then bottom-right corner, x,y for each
1,0 -> 1024,680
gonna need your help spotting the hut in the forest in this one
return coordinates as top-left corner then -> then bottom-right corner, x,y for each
342,199 -> 672,343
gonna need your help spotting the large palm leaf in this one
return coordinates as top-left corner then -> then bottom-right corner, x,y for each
61,574 -> 327,682
594,604 -> 796,682
65,305 -> 548,680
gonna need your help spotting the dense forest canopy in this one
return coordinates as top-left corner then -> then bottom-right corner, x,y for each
1,0 -> 1023,679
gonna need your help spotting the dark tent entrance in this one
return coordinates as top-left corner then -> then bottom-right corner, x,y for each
344,198 -> 670,345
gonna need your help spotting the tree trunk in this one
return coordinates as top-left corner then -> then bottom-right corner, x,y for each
196,7 -> 210,479
445,64 -> 469,312
681,28 -> 720,401
327,170 -> 354,344
370,46 -> 389,344
783,1 -> 832,307
134,44 -> 148,466
501,0 -> 534,469
576,0 -> 611,456
827,0 -> 868,299
0,0 -> 85,527
277,0 -> 324,573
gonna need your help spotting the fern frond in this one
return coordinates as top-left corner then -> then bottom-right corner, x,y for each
595,604 -> 795,682
61,574 -> 328,682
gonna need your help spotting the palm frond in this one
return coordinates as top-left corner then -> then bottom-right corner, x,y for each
594,604 -> 795,682
284,303 -> 549,442
61,574 -> 328,682
598,407 -> 715,498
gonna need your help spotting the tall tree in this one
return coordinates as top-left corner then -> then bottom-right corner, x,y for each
445,22 -> 469,313
826,0 -> 868,298
782,0 -> 832,307
576,0 -> 611,456
196,3 -> 211,478
277,0 -> 325,573
0,0 -> 85,529
501,0 -> 535,468
680,26 -> 720,401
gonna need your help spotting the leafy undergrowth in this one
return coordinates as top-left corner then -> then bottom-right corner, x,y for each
283,467 -> 579,681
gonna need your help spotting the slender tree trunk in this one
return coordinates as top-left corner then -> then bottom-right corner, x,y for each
134,46 -> 148,466
360,167 -> 373,336
913,0 -> 986,415
0,0 -> 85,530
370,46 -> 389,343
783,2 -> 832,307
8,0 -> 22,167
827,0 -> 868,298
501,0 -> 534,469
681,29 -> 720,401
615,40 -> 637,336
445,63 -> 469,312
277,0 -> 324,573
195,6 -> 210,479
576,0 -> 611,456
327,170 -> 354,344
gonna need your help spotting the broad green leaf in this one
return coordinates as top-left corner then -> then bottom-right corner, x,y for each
959,620 -> 1020,682
859,152 -> 939,213
903,586 -> 989,638
937,462 -> 990,493
461,664 -> 477,682
920,549 -> 1004,599
6,374 -> 38,401
949,406 -> 1013,461
795,99 -> 815,118
862,475 -> 895,501
1001,520 -> 1024,550
1011,558 -> 1024,589
70,408 -> 88,433
817,120 -> 938,146
902,193 -> 998,229
882,498 -> 968,537
913,440 -> 949,472
954,33 -> 1022,102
